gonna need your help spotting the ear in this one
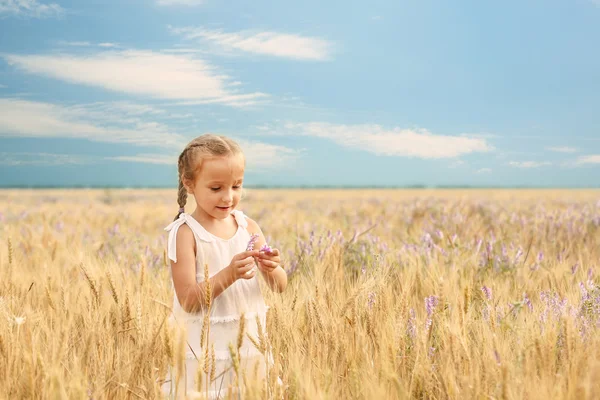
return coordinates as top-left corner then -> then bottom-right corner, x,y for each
182,178 -> 194,194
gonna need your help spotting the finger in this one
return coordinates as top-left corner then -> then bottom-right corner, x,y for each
239,262 -> 255,273
269,248 -> 280,257
259,259 -> 279,269
242,268 -> 257,279
235,258 -> 254,268
236,250 -> 260,260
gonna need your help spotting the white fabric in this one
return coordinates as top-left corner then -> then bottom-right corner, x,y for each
161,210 -> 271,399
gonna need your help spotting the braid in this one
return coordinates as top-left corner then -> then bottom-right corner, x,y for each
174,179 -> 187,221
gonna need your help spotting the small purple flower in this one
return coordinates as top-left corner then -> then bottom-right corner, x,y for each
407,308 -> 417,339
246,233 -> 259,251
523,292 -> 533,311
259,244 -> 273,253
367,292 -> 376,309
494,350 -> 501,366
481,286 -> 492,301
425,295 -> 439,317
571,263 -> 579,275
428,346 -> 436,358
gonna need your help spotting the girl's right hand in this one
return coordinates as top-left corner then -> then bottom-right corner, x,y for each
228,250 -> 260,280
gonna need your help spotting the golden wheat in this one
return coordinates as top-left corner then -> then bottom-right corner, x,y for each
0,189 -> 599,399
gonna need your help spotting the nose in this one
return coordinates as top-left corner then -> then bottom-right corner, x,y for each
222,189 -> 233,203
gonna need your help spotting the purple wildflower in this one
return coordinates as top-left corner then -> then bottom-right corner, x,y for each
494,350 -> 501,366
571,263 -> 579,275
367,292 -> 376,309
523,292 -> 533,311
246,233 -> 259,251
481,286 -> 492,301
259,243 -> 273,253
425,295 -> 439,317
407,308 -> 417,339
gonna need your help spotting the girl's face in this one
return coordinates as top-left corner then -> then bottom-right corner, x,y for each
185,154 -> 245,221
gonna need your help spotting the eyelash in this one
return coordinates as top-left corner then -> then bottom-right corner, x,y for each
211,185 -> 241,192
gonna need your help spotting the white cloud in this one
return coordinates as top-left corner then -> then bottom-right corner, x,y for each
546,146 -> 578,153
157,0 -> 203,5
104,140 -> 301,170
236,139 -> 303,170
575,155 -> 600,164
98,42 -> 119,48
448,160 -> 466,168
3,50 -> 267,106
0,84 -> 6,88
0,98 -> 186,148
106,154 -> 175,165
0,152 -> 88,166
171,27 -> 333,61
58,41 -> 91,47
282,122 -> 492,158
0,0 -> 64,18
476,168 -> 492,174
508,161 -> 552,168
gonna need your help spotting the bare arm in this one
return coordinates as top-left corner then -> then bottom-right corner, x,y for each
170,224 -> 259,313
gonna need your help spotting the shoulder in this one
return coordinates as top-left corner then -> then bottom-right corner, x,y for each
175,223 -> 196,250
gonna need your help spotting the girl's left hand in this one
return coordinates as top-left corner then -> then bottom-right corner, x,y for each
256,248 -> 281,274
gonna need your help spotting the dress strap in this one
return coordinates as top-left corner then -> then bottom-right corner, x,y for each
231,210 -> 249,229
164,213 -> 214,263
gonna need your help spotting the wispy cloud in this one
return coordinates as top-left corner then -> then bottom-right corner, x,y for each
3,50 -> 267,106
476,168 -> 492,174
171,27 -> 333,61
57,41 -> 120,48
105,140 -> 301,170
0,0 -> 64,18
575,155 -> 600,165
236,139 -> 303,170
0,152 -> 88,166
0,98 -> 186,148
157,0 -> 204,5
106,154 -> 175,165
508,161 -> 552,168
279,122 -> 492,158
546,146 -> 578,153
58,41 -> 92,47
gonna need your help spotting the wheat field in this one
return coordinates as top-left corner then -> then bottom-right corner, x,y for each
1,189 -> 599,399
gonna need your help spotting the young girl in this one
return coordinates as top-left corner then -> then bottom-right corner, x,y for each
161,134 -> 287,399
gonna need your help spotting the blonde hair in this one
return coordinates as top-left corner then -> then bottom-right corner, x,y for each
174,134 -> 244,221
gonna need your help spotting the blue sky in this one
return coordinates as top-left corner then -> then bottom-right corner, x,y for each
0,0 -> 599,187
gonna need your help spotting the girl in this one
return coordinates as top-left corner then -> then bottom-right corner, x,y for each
161,134 -> 287,399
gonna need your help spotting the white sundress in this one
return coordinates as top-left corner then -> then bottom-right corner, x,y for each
161,210 -> 271,399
